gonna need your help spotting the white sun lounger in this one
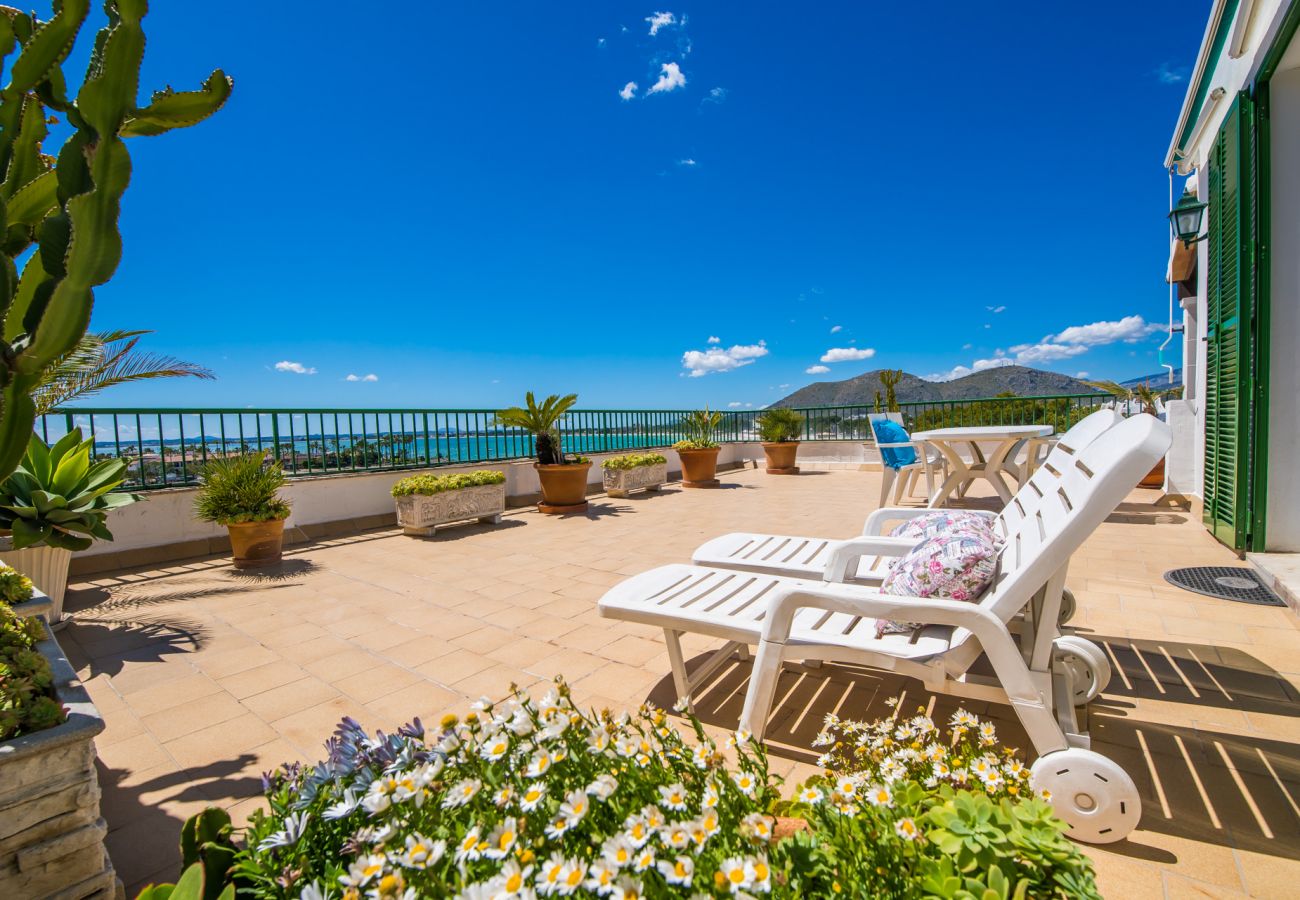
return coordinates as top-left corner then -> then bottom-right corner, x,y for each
691,409 -> 1119,599
599,413 -> 1168,844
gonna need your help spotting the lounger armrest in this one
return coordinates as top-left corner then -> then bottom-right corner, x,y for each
757,586 -> 1041,704
821,536 -> 914,583
862,507 -> 995,536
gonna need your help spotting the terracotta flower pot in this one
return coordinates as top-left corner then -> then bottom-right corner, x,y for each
1139,457 -> 1165,489
226,518 -> 287,568
535,462 -> 592,513
677,447 -> 721,488
761,441 -> 800,474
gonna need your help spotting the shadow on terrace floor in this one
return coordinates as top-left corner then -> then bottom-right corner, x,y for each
647,639 -> 1300,864
98,752 -> 267,895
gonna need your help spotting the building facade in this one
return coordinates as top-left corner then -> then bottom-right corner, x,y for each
1166,0 -> 1300,553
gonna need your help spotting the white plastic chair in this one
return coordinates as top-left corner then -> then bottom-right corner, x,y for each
868,412 -> 945,507
599,413 -> 1166,844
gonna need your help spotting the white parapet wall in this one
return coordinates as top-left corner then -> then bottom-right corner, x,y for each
73,441 -> 884,573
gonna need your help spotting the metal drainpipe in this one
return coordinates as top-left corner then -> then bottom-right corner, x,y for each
1159,167 -> 1178,386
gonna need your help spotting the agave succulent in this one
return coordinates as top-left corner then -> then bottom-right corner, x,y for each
0,430 -> 141,551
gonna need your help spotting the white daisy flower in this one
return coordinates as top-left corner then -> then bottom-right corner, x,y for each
586,859 -> 618,896
719,857 -> 751,893
622,815 -> 652,848
866,784 -> 893,807
608,876 -> 643,900
560,789 -> 590,825
732,771 -> 757,795
657,783 -> 688,811
657,856 -> 694,886
742,813 -> 772,841
454,827 -> 484,864
496,859 -> 533,897
442,778 -> 482,809
525,750 -> 553,778
601,835 -> 635,869
519,784 -> 547,811
485,817 -> 519,860
480,732 -> 511,761
799,786 -> 824,805
395,832 -> 445,869
748,856 -> 773,893
339,852 -> 386,888
894,817 -> 920,841
536,853 -> 567,896
588,773 -> 618,800
692,744 -> 712,768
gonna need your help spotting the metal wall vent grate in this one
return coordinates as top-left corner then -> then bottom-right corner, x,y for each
1163,567 -> 1285,606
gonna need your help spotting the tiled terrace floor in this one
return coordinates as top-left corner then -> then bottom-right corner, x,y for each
61,467 -> 1300,898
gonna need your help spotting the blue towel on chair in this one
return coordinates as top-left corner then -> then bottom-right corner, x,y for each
871,419 -> 917,469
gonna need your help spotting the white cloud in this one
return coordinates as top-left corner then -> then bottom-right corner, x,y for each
702,86 -> 728,105
986,305 -> 1006,313
805,365 -> 831,375
681,340 -> 768,377
1052,315 -> 1163,346
961,343 -> 973,350
678,158 -> 697,166
829,324 -> 842,333
274,361 -> 316,375
819,347 -> 876,363
707,335 -> 720,344
1008,342 -> 1089,364
345,373 -> 379,382
728,401 -> 743,408
619,81 -> 638,100
779,383 -> 790,389
1075,371 -> 1090,379
597,37 -> 607,48
1156,62 -> 1186,84
647,62 -> 686,94
646,11 -> 676,35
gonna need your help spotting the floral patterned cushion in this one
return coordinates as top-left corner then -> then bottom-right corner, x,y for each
875,531 -> 999,638
889,510 -> 998,543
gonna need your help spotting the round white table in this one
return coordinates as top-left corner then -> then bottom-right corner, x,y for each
909,425 -> 1054,506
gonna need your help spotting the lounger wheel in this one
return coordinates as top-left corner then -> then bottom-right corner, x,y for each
1030,748 -> 1141,844
1058,588 -> 1076,625
1053,635 -> 1110,705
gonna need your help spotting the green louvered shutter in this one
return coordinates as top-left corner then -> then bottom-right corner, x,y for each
1203,93 -> 1256,550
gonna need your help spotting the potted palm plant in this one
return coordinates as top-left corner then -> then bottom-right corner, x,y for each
496,393 -> 592,513
1133,384 -> 1166,488
674,407 -> 724,488
194,453 -> 292,568
755,407 -> 804,474
0,431 -> 141,626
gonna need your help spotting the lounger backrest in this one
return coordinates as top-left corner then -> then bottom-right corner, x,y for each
991,408 -> 1118,542
971,414 -> 1169,630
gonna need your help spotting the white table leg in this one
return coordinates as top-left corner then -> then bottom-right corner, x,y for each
927,440 -> 972,507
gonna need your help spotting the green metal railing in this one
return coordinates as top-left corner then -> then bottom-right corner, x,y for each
40,394 -> 1106,490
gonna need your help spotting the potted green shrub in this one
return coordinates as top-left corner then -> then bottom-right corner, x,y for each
194,453 -> 292,568
601,452 -> 667,497
391,470 -> 506,536
673,407 -> 724,487
756,407 -> 804,474
496,392 -> 592,513
0,431 -> 141,626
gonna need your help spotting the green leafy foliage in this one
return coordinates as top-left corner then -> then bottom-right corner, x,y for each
495,392 -> 579,465
32,329 -> 213,415
674,407 -> 723,450
0,429 -> 140,550
193,453 -> 290,525
756,408 -> 804,443
601,452 -> 667,470
0,602 -> 64,740
391,469 -> 506,497
0,564 -> 33,604
0,3 -> 230,483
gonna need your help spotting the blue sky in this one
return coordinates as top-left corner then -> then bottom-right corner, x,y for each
62,1 -> 1207,410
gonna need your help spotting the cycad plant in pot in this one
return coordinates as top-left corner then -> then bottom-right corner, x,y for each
673,407 -> 724,488
0,431 -> 141,626
1133,383 -> 1166,488
194,453 -> 292,568
495,392 -> 591,513
756,407 -> 804,474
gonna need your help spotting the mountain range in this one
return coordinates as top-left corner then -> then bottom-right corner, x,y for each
771,366 -> 1103,408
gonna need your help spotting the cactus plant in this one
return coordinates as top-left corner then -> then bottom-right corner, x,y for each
0,1 -> 231,482
879,369 -> 904,412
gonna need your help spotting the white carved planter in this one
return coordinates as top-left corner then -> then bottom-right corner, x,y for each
603,462 -> 667,498
0,542 -> 73,628
395,483 -> 506,536
1,594 -> 118,899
